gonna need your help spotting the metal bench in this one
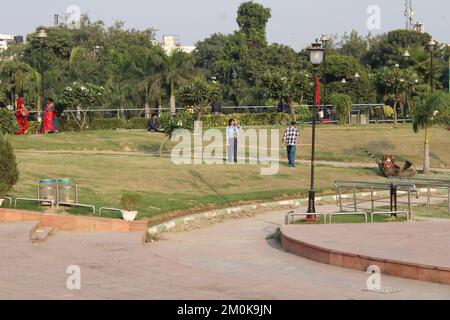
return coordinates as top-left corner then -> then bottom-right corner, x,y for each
328,212 -> 368,224
285,211 -> 328,225
371,211 -> 410,222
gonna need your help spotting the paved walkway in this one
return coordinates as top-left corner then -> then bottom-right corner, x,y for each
1,208 -> 449,300
282,221 -> 450,270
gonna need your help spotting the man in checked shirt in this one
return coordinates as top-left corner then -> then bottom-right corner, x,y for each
282,121 -> 300,168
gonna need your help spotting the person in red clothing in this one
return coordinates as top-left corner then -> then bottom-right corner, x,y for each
42,98 -> 57,134
15,98 -> 30,135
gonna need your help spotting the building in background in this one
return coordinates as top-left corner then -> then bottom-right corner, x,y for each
0,34 -> 14,51
160,35 -> 195,55
0,34 -> 24,52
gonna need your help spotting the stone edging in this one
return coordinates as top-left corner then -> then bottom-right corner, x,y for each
147,190 -> 395,240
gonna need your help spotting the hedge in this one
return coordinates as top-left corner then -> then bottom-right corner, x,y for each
127,117 -> 148,130
24,112 -> 304,134
92,118 -> 128,130
202,112 -> 294,127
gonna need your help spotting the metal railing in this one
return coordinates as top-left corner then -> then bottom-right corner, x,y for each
334,180 -> 419,217
390,177 -> 450,214
285,211 -> 328,224
23,103 -> 412,124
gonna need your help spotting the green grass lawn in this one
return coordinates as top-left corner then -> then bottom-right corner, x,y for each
8,124 -> 450,167
3,124 -> 449,222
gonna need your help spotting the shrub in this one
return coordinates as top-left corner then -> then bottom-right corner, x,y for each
120,193 -> 141,212
0,135 -> 19,195
92,118 -> 128,130
0,109 -> 19,135
330,94 -> 353,124
27,121 -> 41,134
59,120 -> 82,132
128,117 -> 148,130
294,105 -> 311,123
202,112 -> 292,128
383,105 -> 394,118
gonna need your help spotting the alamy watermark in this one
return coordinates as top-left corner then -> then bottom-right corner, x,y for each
66,5 -> 82,29
366,5 -> 382,31
170,122 -> 281,176
66,265 -> 81,290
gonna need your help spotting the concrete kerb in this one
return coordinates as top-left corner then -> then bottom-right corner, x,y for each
146,190 -> 394,241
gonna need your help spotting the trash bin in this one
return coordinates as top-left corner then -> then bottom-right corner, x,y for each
38,179 -> 58,205
57,179 -> 78,204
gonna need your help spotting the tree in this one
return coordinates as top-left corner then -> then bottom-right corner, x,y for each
374,66 -> 419,126
363,30 -> 432,69
164,50 -> 196,114
236,1 -> 271,49
330,94 -> 353,124
178,78 -> 220,121
59,82 -> 106,131
262,70 -> 310,121
411,92 -> 450,174
0,60 -> 40,105
338,30 -> 369,60
0,135 -> 19,196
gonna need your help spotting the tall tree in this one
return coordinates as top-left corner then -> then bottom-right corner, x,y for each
236,1 -> 271,49
412,92 -> 450,174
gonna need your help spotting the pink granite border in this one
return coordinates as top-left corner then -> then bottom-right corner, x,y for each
280,227 -> 450,286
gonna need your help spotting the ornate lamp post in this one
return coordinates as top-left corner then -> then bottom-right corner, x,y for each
306,40 -> 325,217
36,29 -> 48,123
425,40 -> 437,93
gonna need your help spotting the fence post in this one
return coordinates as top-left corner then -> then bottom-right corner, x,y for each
390,183 -> 398,217
371,187 -> 375,213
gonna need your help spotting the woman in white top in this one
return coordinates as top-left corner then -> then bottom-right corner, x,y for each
226,119 -> 240,163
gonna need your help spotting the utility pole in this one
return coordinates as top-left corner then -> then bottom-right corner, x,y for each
404,0 -> 415,30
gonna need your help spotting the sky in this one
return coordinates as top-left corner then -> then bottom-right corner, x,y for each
0,0 -> 449,50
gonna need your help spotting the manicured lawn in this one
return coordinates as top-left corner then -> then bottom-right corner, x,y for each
4,124 -> 448,221
8,124 -> 449,167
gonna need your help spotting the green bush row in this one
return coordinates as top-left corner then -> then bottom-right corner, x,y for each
25,111 -> 310,134
202,112 -> 295,127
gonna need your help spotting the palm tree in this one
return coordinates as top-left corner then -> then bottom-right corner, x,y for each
136,47 -> 166,117
0,60 -> 40,105
412,92 -> 450,174
163,50 -> 196,115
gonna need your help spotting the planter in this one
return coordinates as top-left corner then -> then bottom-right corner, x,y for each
121,210 -> 138,222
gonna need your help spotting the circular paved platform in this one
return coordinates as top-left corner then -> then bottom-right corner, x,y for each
281,221 -> 450,286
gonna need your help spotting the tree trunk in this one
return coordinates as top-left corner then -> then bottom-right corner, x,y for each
393,99 -> 398,128
170,80 -> 176,116
145,102 -> 150,119
423,128 -> 431,174
287,98 -> 296,122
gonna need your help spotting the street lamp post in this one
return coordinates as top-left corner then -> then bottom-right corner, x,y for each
36,29 -> 47,123
425,40 -> 436,94
306,41 -> 325,217
353,72 -> 361,104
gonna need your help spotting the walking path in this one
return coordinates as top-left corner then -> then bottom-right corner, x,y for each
1,204 -> 449,300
